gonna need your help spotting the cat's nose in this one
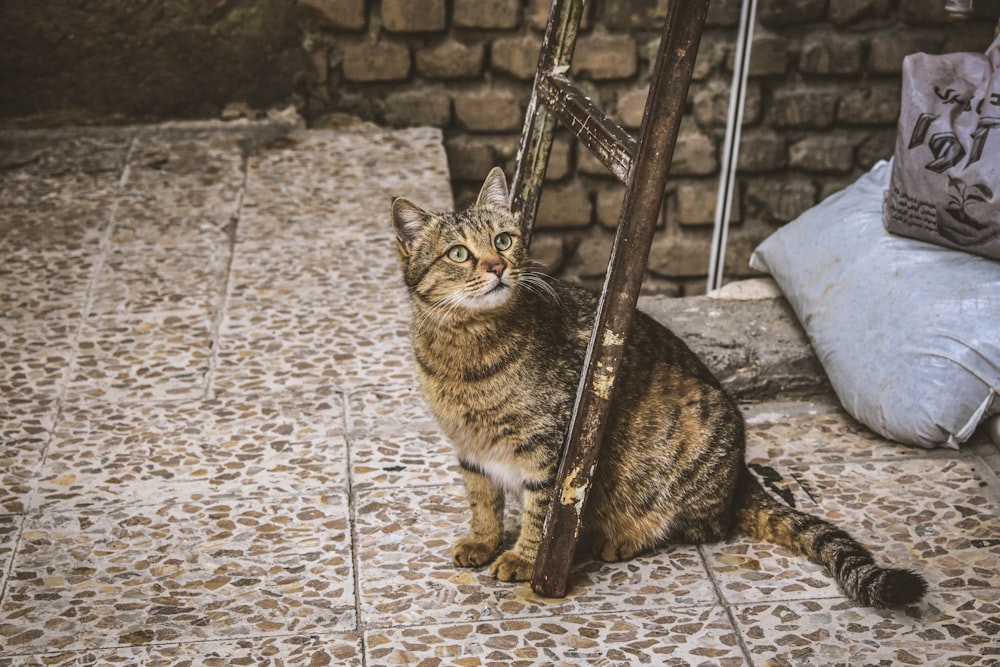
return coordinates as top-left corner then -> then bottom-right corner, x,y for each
488,262 -> 506,277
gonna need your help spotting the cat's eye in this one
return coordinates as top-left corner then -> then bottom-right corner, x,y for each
448,245 -> 470,262
494,232 -> 513,251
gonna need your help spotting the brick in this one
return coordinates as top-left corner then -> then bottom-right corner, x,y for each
799,35 -> 864,75
526,0 -> 550,30
572,33 -> 637,80
744,176 -> 817,223
602,0 -> 665,31
445,135 -> 500,182
819,175 -> 859,200
738,129 -> 787,171
525,233 -> 568,274
642,274 -> 683,298
693,80 -> 762,128
416,41 -> 484,79
828,0 -> 891,24
453,184 -> 481,209
527,0 -> 592,31
309,48 -> 329,86
743,83 -> 763,125
692,80 -> 730,127
942,27 -> 996,54
837,85 -> 900,125
722,223 -> 774,278
769,87 -> 837,129
788,134 -> 856,173
857,128 -> 896,167
499,133 -> 569,179
675,278 -> 705,297
342,41 -> 410,82
691,36 -> 726,81
546,135 -> 573,181
671,125 -> 717,176
298,0 -> 365,30
536,179 -> 592,228
758,0 -> 826,26
382,88 -> 451,127
453,88 -> 523,132
899,0 -> 950,23
492,35 -> 542,80
867,34 -> 937,75
577,147 -> 612,177
746,33 -> 788,77
706,0 -> 741,27
615,87 -> 647,129
382,0 -> 445,32
674,179 -> 720,226
647,229 -> 711,277
453,0 -> 518,29
569,227 -> 615,283
595,184 -> 626,228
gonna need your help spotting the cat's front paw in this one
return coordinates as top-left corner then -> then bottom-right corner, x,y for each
489,550 -> 534,582
453,537 -> 501,568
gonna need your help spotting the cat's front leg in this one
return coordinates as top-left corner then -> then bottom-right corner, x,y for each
453,466 -> 505,568
490,485 -> 551,582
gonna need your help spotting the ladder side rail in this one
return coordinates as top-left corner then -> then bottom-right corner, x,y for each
509,0 -> 587,247
530,0 -> 711,599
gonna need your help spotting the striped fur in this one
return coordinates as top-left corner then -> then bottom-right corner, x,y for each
391,167 -> 926,607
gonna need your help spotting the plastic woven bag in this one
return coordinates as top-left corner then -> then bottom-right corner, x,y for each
752,161 -> 1000,449
883,39 -> 1000,259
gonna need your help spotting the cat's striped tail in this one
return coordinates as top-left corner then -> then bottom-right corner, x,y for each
734,469 -> 927,608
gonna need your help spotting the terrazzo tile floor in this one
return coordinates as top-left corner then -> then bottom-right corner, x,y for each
1,121 -> 999,666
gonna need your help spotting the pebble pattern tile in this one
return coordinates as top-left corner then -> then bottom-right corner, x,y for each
1,122 -> 999,665
4,495 -> 354,652
366,607 -> 744,667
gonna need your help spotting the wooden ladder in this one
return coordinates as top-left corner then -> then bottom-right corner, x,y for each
508,0 -> 710,599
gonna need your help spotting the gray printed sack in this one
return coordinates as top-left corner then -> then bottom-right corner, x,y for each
883,39 -> 1000,260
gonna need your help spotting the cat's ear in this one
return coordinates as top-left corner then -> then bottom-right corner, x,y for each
475,167 -> 510,211
392,197 -> 432,255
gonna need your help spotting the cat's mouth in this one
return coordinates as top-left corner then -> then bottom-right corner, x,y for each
467,276 -> 514,309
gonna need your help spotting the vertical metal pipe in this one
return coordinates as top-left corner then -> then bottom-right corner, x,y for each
707,0 -> 757,293
530,0 -> 710,599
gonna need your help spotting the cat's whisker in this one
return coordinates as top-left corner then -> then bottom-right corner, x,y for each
411,293 -> 441,329
523,258 -> 554,272
412,290 -> 471,337
513,270 -> 561,304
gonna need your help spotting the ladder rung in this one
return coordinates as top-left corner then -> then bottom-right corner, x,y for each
537,72 -> 636,184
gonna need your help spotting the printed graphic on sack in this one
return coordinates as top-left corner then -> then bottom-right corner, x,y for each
883,46 -> 1000,260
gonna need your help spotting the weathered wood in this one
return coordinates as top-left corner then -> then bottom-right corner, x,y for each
530,0 -> 710,599
509,0 -> 586,247
537,72 -> 636,183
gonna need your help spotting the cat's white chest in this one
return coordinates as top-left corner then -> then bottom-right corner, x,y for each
477,457 -> 526,493
422,381 -> 528,492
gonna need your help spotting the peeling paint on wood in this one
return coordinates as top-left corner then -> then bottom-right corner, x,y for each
602,329 -> 625,347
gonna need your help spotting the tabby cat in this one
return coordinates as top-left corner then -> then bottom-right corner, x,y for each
391,167 -> 927,608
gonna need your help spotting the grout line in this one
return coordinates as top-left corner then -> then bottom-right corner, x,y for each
58,136 -> 134,402
0,133 -> 136,619
342,389 -> 370,665
357,598 -> 732,632
203,145 -> 248,402
0,629 -> 355,660
23,135 -> 136,513
697,543 -> 757,667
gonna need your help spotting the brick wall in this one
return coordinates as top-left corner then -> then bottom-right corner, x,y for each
298,0 -> 996,294
0,0 -> 304,123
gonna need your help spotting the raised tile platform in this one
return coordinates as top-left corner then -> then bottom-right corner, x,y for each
1,121 -> 998,665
